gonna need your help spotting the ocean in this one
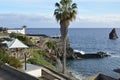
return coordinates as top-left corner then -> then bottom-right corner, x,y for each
26,28 -> 120,79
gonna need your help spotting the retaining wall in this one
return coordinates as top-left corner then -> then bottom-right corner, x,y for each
1,64 -> 39,80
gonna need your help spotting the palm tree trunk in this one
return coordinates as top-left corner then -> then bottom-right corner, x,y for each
63,37 -> 67,74
60,20 -> 69,74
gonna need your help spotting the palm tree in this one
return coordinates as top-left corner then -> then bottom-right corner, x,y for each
54,0 -> 77,74
22,25 -> 27,29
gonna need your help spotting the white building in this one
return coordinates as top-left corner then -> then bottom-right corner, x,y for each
7,27 -> 26,34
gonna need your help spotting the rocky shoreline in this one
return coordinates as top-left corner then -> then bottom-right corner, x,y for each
27,34 -> 110,60
0,33 -> 118,80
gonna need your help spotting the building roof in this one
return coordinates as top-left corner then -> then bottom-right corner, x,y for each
7,38 -> 28,49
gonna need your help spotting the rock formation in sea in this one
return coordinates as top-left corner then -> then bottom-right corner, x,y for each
109,28 -> 118,39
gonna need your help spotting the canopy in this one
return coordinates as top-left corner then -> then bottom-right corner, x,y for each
7,38 -> 28,49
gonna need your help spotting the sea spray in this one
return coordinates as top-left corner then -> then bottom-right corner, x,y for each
67,67 -> 86,80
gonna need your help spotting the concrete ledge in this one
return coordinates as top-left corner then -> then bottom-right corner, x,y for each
1,64 -> 39,80
37,64 -> 73,80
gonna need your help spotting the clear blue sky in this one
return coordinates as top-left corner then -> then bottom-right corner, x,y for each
0,0 -> 120,28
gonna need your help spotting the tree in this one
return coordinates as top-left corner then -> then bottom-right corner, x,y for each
22,25 -> 27,35
54,0 -> 77,74
22,25 -> 27,28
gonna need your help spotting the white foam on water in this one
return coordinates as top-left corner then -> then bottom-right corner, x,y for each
68,69 -> 86,80
74,50 -> 85,55
106,52 -> 111,55
107,52 -> 120,58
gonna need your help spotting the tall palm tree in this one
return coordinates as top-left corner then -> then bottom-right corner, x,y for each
54,0 -> 77,74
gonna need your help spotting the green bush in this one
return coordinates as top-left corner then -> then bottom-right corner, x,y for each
27,58 -> 38,64
27,50 -> 56,70
9,33 -> 32,45
0,49 -> 22,68
8,56 -> 23,69
9,33 -> 25,41
0,60 -> 4,66
46,41 -> 53,49
0,50 -> 8,63
9,33 -> 18,38
17,36 -> 26,42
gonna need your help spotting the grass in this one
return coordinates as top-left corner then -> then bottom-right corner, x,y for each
0,32 -> 9,36
27,50 -> 56,70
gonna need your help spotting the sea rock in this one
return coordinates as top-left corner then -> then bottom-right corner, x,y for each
66,47 -> 74,59
74,51 -> 110,59
109,28 -> 118,39
113,68 -> 120,73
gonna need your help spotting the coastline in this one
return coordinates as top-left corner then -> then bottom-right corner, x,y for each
26,28 -> 120,79
68,68 -> 85,80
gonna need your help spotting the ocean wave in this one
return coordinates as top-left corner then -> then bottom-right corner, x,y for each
68,69 -> 86,80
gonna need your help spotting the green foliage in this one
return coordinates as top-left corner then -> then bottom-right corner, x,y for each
9,33 -> 32,45
0,49 -> 22,68
16,36 -> 26,42
0,37 -> 11,43
27,50 -> 56,70
46,41 -> 57,50
9,33 -> 20,38
46,41 -> 53,49
9,33 -> 25,41
0,50 -> 8,63
54,0 -> 77,22
0,32 -> 9,36
0,60 -> 3,65
7,56 -> 22,69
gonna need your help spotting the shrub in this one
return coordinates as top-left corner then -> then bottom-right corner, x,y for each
9,33 -> 17,38
0,60 -> 3,66
0,50 -> 8,63
27,50 -> 56,70
8,56 -> 23,69
0,49 -> 22,69
9,33 -> 33,45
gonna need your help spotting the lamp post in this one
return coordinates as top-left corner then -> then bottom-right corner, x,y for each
24,53 -> 27,70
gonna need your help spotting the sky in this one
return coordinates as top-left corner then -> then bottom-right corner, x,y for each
0,0 -> 120,28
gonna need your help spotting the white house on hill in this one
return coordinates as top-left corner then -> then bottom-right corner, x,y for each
7,27 -> 26,34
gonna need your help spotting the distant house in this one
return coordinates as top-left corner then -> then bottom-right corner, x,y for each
7,27 -> 26,34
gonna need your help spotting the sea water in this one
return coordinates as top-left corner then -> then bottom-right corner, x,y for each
26,28 -> 120,79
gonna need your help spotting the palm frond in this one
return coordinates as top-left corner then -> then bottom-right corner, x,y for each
54,0 -> 77,23
72,3 -> 77,9
55,3 -> 60,8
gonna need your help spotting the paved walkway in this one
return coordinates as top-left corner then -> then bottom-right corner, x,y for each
0,68 -> 22,80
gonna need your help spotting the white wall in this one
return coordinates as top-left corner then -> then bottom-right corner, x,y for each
7,28 -> 25,34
